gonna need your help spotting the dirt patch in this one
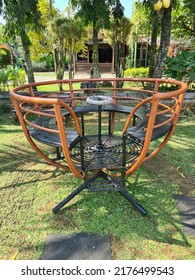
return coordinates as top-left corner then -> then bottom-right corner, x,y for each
111,235 -> 144,259
142,153 -> 195,197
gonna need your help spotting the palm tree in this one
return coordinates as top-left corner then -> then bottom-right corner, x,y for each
49,16 -> 88,86
104,16 -> 131,81
49,17 -> 67,84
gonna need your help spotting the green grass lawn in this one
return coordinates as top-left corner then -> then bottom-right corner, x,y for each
31,73 -> 81,91
0,110 -> 195,260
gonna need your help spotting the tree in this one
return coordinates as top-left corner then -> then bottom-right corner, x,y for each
49,15 -> 88,84
128,2 -> 152,69
104,16 -> 131,82
28,0 -> 58,62
153,3 -> 172,78
63,18 -> 88,79
131,0 -> 174,79
49,17 -> 68,85
0,0 -> 41,84
172,0 -> 195,46
109,2 -> 129,81
71,0 -> 124,78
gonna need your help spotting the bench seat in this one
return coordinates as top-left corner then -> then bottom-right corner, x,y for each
28,103 -> 170,148
126,115 -> 171,142
28,104 -> 146,148
28,116 -> 79,148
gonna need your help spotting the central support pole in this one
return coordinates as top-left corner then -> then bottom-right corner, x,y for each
97,105 -> 103,150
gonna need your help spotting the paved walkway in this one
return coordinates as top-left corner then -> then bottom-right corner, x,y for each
34,71 -> 115,82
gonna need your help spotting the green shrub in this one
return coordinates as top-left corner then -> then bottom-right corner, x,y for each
39,54 -> 54,71
164,50 -> 195,84
7,66 -> 27,86
124,67 -> 149,78
101,81 -> 113,87
182,104 -> 195,117
0,49 -> 11,68
32,61 -> 49,72
32,54 -> 56,71
0,69 -> 9,90
0,102 -> 11,113
0,66 -> 26,89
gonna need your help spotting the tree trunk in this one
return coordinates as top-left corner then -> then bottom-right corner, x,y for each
53,47 -> 58,76
154,6 -> 172,78
115,41 -> 124,88
111,46 -> 115,73
69,53 -> 74,79
115,41 -> 120,78
21,38 -> 35,84
121,43 -> 126,77
54,39 -> 65,90
148,11 -> 159,78
73,53 -> 76,74
92,17 -> 100,78
16,9 -> 35,84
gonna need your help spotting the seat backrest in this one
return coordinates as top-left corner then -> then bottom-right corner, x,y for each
10,83 -> 83,179
122,78 -> 187,175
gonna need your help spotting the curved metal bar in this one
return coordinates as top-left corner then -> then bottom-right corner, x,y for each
143,84 -> 186,163
151,114 -> 175,130
143,126 -> 176,163
122,96 -> 153,133
10,95 -> 69,171
54,103 -> 83,179
156,97 -> 178,115
125,98 -> 160,176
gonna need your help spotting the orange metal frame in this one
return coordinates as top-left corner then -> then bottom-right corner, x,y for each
10,78 -> 187,180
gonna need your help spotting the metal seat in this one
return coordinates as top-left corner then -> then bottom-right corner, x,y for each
125,114 -> 171,142
28,116 -> 80,148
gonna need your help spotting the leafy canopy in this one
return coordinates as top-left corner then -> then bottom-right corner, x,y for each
0,0 -> 41,45
71,0 -> 123,30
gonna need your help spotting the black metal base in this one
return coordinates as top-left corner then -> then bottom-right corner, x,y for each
52,183 -> 86,214
52,170 -> 147,216
118,187 -> 147,216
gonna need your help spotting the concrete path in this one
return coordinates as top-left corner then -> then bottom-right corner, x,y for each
34,71 -> 115,82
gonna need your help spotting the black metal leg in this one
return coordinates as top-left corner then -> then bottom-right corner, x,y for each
56,147 -> 61,160
81,114 -> 85,136
80,137 -> 85,171
119,187 -> 147,216
108,112 -> 112,135
122,135 -> 126,167
133,115 -> 136,126
52,183 -> 86,213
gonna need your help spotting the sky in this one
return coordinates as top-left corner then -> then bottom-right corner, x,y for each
53,0 -> 134,18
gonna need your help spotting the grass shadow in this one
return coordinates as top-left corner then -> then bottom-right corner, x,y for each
1,114 -> 195,259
